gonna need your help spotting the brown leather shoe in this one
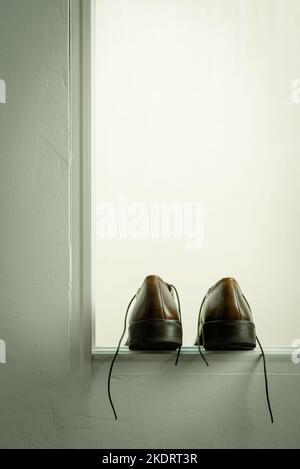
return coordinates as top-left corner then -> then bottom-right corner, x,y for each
126,275 -> 182,350
195,277 -> 256,350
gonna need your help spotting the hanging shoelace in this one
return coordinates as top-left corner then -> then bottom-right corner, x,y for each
196,291 -> 273,423
196,295 -> 209,367
107,284 -> 183,419
107,293 -> 136,420
242,294 -> 274,424
256,335 -> 274,423
168,284 -> 182,366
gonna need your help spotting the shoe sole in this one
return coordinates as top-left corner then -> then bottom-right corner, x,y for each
201,320 -> 256,350
127,319 -> 182,350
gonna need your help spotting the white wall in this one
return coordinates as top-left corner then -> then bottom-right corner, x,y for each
93,0 -> 300,346
0,0 -> 300,449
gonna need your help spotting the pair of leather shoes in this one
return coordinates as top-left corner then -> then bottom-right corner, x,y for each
126,275 -> 256,351
108,275 -> 273,423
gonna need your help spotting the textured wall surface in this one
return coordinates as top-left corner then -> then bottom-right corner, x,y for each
0,0 -> 299,449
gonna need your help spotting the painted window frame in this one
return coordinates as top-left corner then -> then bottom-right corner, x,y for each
70,0 -> 92,371
71,0 -> 293,362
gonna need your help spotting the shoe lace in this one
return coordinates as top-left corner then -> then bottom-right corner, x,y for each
196,295 -> 209,367
256,335 -> 274,423
108,282 -> 183,420
242,294 -> 274,423
107,293 -> 136,420
196,290 -> 273,423
168,284 -> 182,366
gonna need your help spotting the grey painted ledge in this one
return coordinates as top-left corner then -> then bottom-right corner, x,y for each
93,346 -> 293,356
88,347 -> 300,447
92,346 -> 300,376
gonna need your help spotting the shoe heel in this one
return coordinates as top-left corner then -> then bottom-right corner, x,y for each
127,319 -> 182,350
202,320 -> 256,350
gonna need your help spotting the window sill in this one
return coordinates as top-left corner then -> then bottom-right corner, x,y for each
91,346 -> 299,376
92,345 -> 293,357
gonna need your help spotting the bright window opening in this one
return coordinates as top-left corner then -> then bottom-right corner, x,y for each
92,0 -> 300,347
